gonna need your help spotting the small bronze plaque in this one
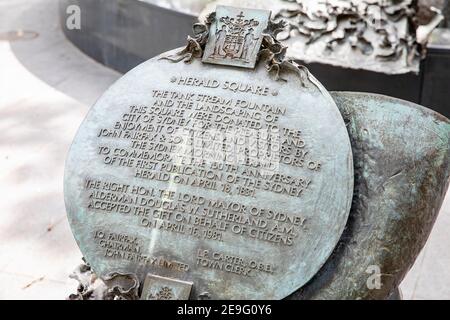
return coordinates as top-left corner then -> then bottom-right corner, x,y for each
140,274 -> 192,300
202,6 -> 271,69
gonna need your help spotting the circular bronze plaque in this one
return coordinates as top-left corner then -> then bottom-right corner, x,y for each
64,49 -> 353,299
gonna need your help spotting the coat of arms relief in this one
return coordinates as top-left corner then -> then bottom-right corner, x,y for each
203,6 -> 271,68
210,11 -> 260,62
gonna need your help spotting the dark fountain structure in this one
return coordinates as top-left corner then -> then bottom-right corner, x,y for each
59,0 -> 450,118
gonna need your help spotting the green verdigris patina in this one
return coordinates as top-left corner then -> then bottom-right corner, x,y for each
65,5 -> 450,300
288,92 -> 450,299
68,91 -> 450,300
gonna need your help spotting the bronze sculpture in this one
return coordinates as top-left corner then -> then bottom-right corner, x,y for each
65,5 -> 450,300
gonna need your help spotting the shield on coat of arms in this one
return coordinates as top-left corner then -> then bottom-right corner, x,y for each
203,6 -> 271,68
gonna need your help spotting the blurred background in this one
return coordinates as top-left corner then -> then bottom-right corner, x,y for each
0,0 -> 449,299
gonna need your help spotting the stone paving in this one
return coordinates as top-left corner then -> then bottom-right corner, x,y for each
0,0 -> 448,299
